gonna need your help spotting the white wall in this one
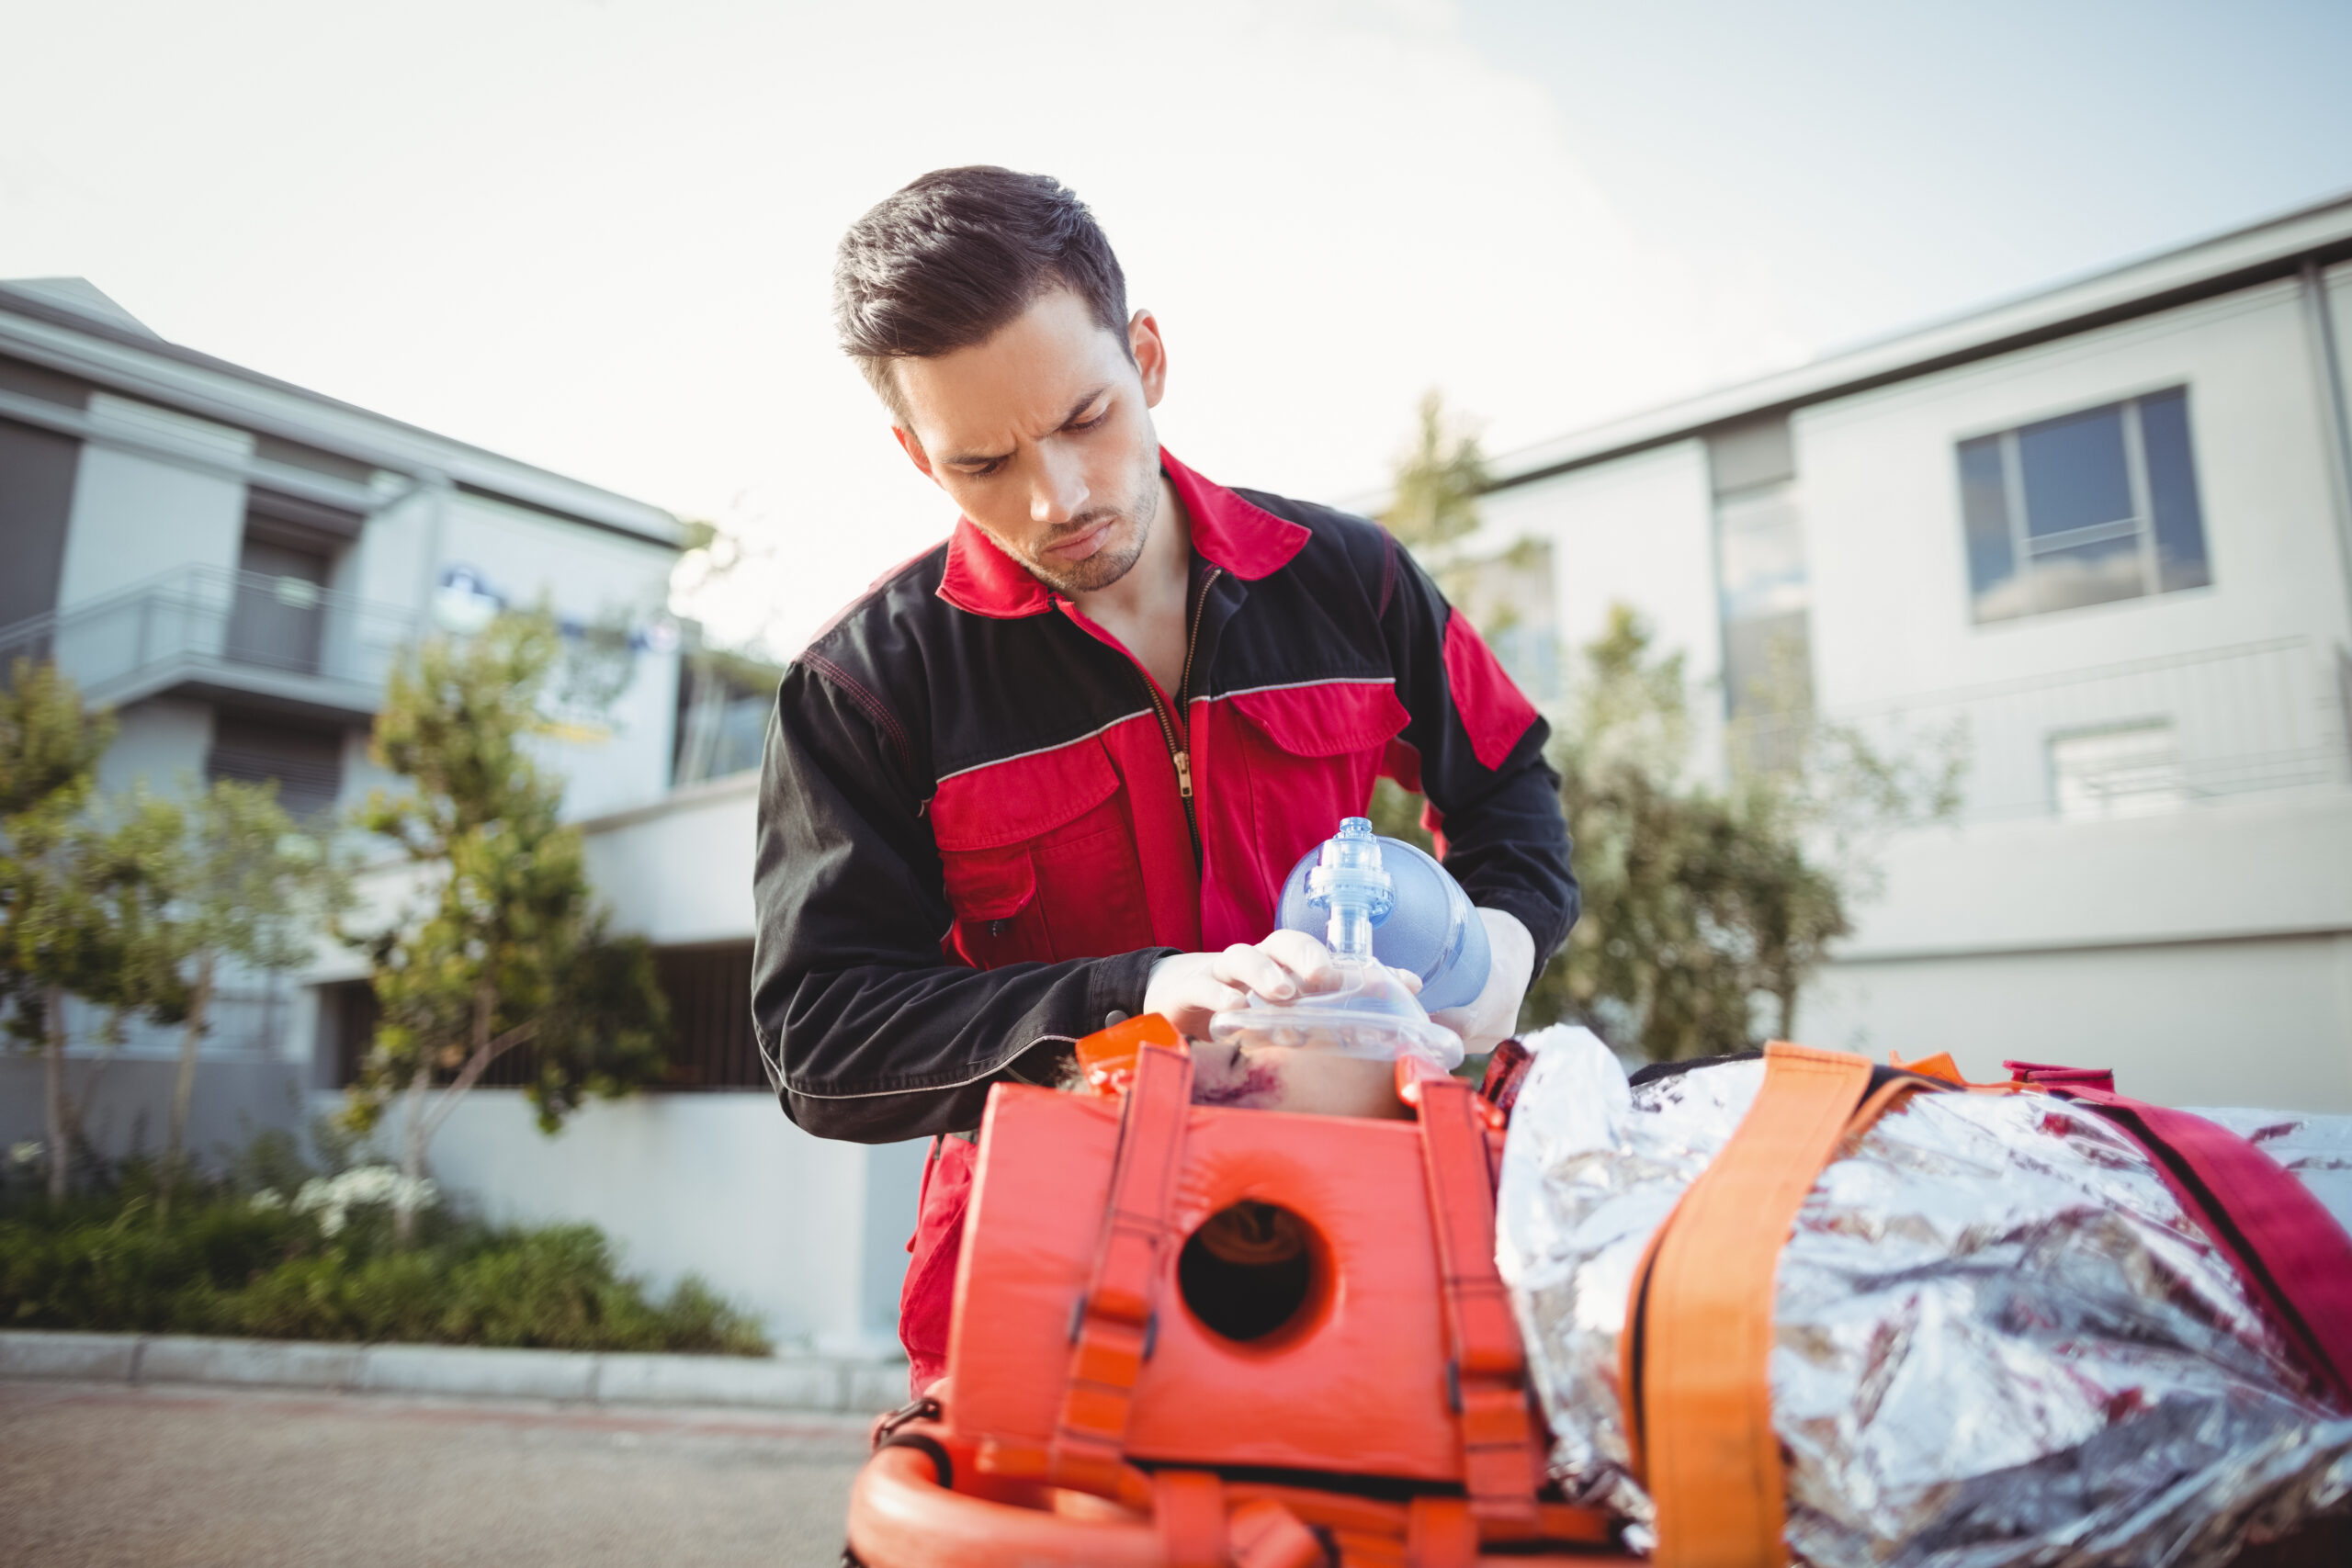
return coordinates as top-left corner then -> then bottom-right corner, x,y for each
95,695 -> 212,799
1479,439 -> 1722,693
344,479 -> 437,615
0,1056 -> 314,1167
387,1088 -> 926,1353
1795,790 -> 2352,1110
55,394 -> 252,608
1797,280 -> 2352,711
1804,931 -> 2352,1113
1479,438 -> 1726,780
438,491 -> 680,818
1847,789 -> 2352,958
579,773 -> 759,946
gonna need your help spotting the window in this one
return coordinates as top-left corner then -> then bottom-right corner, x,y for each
1709,414 -> 1813,720
674,655 -> 780,785
1958,388 -> 2211,624
2049,721 -> 2186,820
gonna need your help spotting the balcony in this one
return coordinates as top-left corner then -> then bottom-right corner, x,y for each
0,565 -> 417,724
1734,637 -> 2352,825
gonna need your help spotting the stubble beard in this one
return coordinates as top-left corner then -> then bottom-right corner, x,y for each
1023,456 -> 1160,596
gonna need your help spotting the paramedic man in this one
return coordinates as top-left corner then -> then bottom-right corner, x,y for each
751,166 -> 1577,1392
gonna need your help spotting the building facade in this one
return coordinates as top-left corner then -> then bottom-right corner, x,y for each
0,278 -> 919,1351
1476,196 -> 2352,1110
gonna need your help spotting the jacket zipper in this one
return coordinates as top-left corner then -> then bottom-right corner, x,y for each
1136,568 -> 1218,865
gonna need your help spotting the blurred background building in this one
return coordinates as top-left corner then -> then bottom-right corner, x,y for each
1476,192 -> 2352,1111
5,186 -> 2349,1348
0,275 -> 921,1353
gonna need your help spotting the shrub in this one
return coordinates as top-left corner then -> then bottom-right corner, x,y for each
0,1163 -> 767,1356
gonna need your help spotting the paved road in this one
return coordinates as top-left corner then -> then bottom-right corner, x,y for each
0,1379 -> 869,1568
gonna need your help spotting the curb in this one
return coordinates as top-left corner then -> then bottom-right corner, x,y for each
0,1330 -> 908,1414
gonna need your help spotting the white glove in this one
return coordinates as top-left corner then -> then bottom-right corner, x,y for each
1145,928 -> 1440,1043
1144,929 -> 1343,1041
1429,908 -> 1535,1057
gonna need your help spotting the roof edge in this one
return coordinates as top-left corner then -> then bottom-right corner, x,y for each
1486,187 -> 2352,494
0,282 -> 681,547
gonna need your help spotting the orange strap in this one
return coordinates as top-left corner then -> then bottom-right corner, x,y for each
1405,1496 -> 1479,1567
1228,1497 -> 1325,1568
1048,1040 -> 1194,1497
1634,1043 -> 1873,1568
1414,1074 -> 1544,1536
1154,1469 -> 1227,1568
1836,1075 -> 1933,1161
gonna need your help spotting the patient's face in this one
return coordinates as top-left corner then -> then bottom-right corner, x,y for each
1187,1040 -> 1412,1120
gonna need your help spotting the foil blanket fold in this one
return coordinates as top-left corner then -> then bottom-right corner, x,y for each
1494,1028 -> 2352,1568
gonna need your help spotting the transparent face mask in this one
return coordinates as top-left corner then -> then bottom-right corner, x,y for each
1209,818 -> 1465,1070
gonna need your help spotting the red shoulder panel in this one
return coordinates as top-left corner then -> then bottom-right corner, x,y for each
1441,613 -> 1539,772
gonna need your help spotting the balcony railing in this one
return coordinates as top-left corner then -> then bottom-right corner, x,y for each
0,566 -> 417,716
1730,637 -> 2352,824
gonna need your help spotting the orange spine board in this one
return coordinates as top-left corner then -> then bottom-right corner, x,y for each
947,1082 -> 1472,1482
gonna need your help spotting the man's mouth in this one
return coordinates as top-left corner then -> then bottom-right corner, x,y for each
1042,518 -> 1116,561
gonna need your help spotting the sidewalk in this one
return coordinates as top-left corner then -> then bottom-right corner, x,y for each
2,1378 -> 869,1568
0,1328 -> 907,1413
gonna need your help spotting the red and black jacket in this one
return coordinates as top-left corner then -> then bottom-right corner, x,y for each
751,450 -> 1576,1144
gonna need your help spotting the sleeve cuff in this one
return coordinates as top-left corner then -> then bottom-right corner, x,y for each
1088,946 -> 1179,1032
1475,890 -> 1570,973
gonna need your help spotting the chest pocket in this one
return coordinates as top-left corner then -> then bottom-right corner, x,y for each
931,737 -> 1153,970
1227,681 -> 1413,886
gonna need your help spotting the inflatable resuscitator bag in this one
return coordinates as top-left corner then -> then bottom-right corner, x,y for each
1218,818 -> 1467,1070
1496,1029 -> 2352,1568
1272,820 -> 1491,1015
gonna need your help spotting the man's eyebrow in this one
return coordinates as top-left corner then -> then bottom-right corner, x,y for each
1057,384 -> 1111,427
944,386 -> 1112,468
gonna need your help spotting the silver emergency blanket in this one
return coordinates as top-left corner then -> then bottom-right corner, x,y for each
1495,1027 -> 2352,1568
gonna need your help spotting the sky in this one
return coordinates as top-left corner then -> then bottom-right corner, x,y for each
5,0 -> 2349,655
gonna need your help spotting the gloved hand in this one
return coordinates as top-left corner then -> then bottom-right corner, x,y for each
1428,907 -> 1534,1058
1144,930 -> 1421,1042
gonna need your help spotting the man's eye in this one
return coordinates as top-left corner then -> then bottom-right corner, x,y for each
962,459 -> 1006,478
1070,409 -> 1110,432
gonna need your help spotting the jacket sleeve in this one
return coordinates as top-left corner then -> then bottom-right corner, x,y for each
1376,536 -> 1578,967
750,660 -> 1170,1143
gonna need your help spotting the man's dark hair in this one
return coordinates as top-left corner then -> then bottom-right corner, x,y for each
832,166 -> 1130,419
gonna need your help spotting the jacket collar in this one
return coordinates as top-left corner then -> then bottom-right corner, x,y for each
936,446 -> 1312,619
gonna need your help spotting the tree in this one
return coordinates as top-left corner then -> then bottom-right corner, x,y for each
0,660 -> 187,1197
158,778 -> 345,1214
1380,389 -> 1494,610
343,615 -> 670,1243
1521,607 -> 1962,1059
0,660 -> 113,1050
1367,395 -> 1959,1057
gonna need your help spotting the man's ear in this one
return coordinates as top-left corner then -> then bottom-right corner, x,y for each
1130,309 -> 1169,410
890,423 -> 940,485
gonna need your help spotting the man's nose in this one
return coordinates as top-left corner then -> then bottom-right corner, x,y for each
1029,447 -> 1090,527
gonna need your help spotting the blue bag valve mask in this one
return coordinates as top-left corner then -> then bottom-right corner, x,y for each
1208,818 -> 1465,1070
1274,823 -> 1489,1013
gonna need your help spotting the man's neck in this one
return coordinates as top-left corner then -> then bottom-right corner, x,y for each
1068,471 -> 1193,624
1066,472 -> 1196,696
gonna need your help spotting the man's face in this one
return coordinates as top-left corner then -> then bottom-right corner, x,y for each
890,288 -> 1168,596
